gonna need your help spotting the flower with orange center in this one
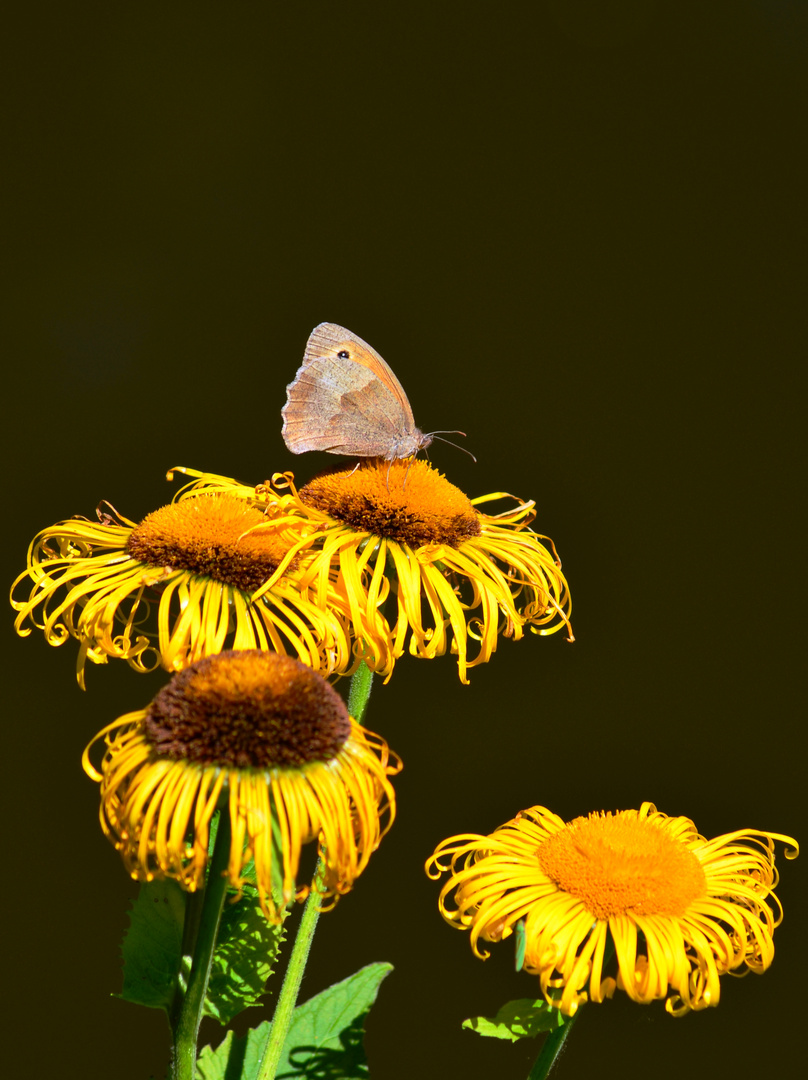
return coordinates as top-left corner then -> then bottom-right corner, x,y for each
10,469 -> 354,686
250,459 -> 572,683
426,803 -> 798,1016
83,650 -> 400,923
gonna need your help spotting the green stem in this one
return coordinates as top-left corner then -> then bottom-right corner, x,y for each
171,812 -> 232,1080
347,659 -> 374,724
256,663 -> 374,1080
167,888 -> 205,1035
527,1011 -> 579,1080
256,862 -> 324,1080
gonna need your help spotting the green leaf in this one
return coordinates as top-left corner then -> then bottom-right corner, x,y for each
195,962 -> 393,1080
203,885 -> 286,1026
196,1027 -> 264,1080
275,962 -> 392,1078
514,918 -> 527,972
462,998 -> 568,1042
118,879 -> 187,1013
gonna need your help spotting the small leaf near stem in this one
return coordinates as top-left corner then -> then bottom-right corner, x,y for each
515,918 -> 527,972
463,998 -> 564,1042
171,811 -> 232,1080
347,659 -> 374,724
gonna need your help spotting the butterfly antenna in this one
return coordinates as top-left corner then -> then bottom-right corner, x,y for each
426,430 -> 477,463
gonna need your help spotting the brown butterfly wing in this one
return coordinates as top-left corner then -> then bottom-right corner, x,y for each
282,323 -> 424,458
283,356 -> 418,456
302,323 -> 417,429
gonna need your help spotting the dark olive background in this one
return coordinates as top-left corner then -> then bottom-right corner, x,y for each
2,4 -> 806,1078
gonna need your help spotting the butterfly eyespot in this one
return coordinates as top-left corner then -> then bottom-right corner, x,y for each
283,322 -> 433,461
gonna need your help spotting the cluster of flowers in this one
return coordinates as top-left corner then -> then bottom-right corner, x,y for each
10,455 -> 796,1016
11,458 -> 570,921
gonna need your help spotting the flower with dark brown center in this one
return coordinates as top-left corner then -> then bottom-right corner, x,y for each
249,459 -> 573,683
84,650 -> 400,922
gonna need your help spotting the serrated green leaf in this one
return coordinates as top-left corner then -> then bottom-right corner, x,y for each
195,962 -> 393,1080
118,879 -> 187,1013
203,888 -> 286,1025
462,998 -> 567,1042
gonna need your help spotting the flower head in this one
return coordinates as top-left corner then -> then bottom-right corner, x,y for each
83,650 -> 400,922
251,459 -> 572,683
427,802 -> 798,1015
11,469 -> 354,686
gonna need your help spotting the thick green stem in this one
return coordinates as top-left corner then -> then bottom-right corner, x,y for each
167,888 -> 205,1035
256,863 -> 324,1080
527,1011 -> 579,1080
171,812 -> 232,1080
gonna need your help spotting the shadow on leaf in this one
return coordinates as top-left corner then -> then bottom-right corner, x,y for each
277,1015 -> 367,1079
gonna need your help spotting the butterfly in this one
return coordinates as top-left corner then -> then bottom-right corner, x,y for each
282,323 -> 435,461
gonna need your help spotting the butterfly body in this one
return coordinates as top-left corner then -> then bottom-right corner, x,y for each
282,323 -> 432,460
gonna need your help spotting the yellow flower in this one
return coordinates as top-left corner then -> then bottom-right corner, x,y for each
426,802 -> 798,1016
250,459 -> 573,683
10,468 -> 354,687
83,650 -> 400,923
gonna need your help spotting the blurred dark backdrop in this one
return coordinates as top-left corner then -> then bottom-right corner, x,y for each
2,3 -> 805,1078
